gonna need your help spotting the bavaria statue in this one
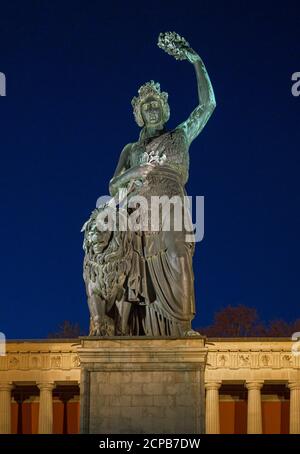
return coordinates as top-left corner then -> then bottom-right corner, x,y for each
82,32 -> 216,337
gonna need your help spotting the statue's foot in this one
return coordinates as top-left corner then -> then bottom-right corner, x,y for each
183,329 -> 201,337
89,316 -> 114,336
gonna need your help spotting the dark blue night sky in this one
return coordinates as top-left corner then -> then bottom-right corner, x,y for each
0,0 -> 299,338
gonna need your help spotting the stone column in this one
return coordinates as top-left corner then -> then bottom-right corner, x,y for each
205,381 -> 221,434
246,381 -> 263,434
37,382 -> 55,434
0,382 -> 13,434
288,381 -> 300,434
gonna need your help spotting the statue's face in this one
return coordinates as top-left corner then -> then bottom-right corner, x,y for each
141,96 -> 164,127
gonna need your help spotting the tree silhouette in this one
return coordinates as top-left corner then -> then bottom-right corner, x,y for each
48,320 -> 86,338
198,305 -> 298,337
199,305 -> 258,337
266,319 -> 291,337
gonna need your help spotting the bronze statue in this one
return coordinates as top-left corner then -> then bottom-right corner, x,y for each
82,32 -> 216,336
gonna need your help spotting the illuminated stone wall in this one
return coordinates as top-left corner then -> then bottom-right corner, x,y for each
0,339 -> 299,434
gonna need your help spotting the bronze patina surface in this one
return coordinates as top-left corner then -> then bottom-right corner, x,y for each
82,32 -> 216,336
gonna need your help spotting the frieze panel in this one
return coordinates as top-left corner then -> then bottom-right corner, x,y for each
1,342 -> 295,373
0,349 -> 80,371
8,356 -> 19,369
207,346 -> 295,370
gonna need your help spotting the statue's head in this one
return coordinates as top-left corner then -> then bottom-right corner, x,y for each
131,80 -> 170,128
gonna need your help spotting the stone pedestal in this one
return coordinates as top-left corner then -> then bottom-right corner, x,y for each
77,337 -> 207,434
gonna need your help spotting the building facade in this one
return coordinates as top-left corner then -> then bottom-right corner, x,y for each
0,338 -> 299,434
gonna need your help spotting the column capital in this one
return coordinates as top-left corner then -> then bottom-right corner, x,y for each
205,381 -> 222,391
0,382 -> 14,392
288,381 -> 300,391
37,382 -> 55,391
245,381 -> 264,391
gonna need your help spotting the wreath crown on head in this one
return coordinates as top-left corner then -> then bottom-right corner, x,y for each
131,80 -> 170,127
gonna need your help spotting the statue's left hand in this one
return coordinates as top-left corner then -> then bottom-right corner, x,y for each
158,31 -> 200,64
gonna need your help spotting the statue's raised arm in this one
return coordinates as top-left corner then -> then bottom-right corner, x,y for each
158,32 -> 216,144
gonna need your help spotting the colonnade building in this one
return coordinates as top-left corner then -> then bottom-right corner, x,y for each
0,338 -> 299,434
